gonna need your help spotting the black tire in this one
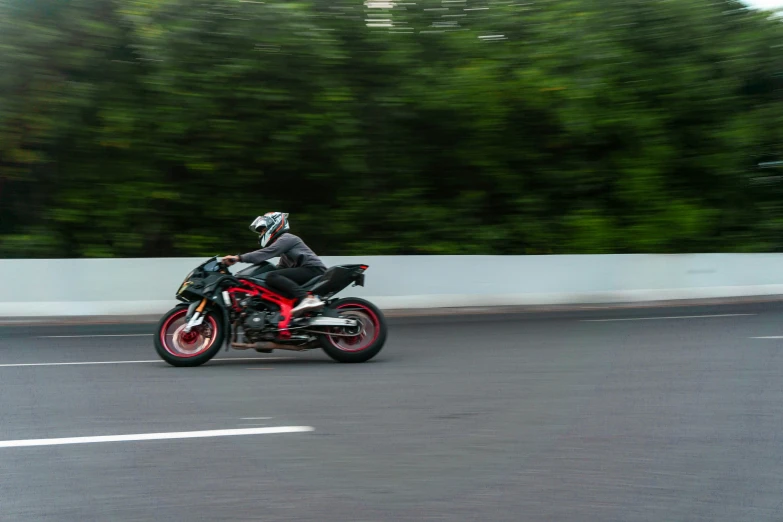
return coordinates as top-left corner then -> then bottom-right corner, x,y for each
154,305 -> 226,367
318,298 -> 387,363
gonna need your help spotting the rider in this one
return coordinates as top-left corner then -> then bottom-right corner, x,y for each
222,212 -> 327,315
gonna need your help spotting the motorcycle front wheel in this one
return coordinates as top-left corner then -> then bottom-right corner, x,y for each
318,298 -> 387,363
154,305 -> 225,367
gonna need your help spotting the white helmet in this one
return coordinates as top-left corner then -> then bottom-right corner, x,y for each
249,212 -> 289,248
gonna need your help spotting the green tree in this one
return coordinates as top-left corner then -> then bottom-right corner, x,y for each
1,0 -> 781,257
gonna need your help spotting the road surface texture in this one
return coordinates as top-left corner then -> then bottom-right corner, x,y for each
2,302 -> 783,521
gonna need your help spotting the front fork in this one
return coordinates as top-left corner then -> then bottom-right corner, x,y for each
183,298 -> 207,333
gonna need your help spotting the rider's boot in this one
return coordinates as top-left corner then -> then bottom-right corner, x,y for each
292,294 -> 324,316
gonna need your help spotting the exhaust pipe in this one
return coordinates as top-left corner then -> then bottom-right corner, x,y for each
231,341 -> 311,352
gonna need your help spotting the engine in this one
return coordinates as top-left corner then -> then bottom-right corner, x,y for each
242,313 -> 274,342
236,298 -> 312,349
238,298 -> 278,343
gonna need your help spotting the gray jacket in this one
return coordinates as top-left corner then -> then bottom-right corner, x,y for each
239,233 -> 326,270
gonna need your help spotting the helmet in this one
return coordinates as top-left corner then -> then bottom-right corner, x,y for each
249,212 -> 289,248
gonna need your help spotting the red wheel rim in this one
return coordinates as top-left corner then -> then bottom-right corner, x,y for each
326,303 -> 380,353
159,309 -> 219,358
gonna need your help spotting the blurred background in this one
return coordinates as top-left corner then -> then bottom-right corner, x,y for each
0,0 -> 781,259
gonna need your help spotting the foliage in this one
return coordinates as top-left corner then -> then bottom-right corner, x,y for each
1,0 -> 782,257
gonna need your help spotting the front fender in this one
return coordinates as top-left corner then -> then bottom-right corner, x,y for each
184,301 -> 200,321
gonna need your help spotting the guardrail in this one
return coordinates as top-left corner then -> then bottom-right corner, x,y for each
2,254 -> 783,317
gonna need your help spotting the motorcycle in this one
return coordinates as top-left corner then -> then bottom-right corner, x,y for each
154,257 -> 387,367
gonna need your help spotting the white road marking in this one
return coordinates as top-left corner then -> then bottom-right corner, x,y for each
241,417 -> 273,420
0,426 -> 314,448
582,314 -> 755,322
751,336 -> 783,339
39,334 -> 153,338
0,357 -> 293,368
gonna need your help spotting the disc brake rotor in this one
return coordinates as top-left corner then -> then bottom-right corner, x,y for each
172,324 -> 211,355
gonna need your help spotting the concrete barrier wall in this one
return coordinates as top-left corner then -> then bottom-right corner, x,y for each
1,254 -> 783,317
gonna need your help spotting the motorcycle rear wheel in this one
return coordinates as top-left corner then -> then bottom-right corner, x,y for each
154,305 -> 225,367
318,298 -> 387,363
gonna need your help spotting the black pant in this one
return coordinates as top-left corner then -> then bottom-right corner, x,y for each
265,266 -> 325,301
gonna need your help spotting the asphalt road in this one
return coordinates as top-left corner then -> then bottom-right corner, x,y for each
2,303 -> 783,521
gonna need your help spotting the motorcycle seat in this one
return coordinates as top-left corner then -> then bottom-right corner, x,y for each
243,265 -> 361,294
301,275 -> 324,290
238,273 -> 323,289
